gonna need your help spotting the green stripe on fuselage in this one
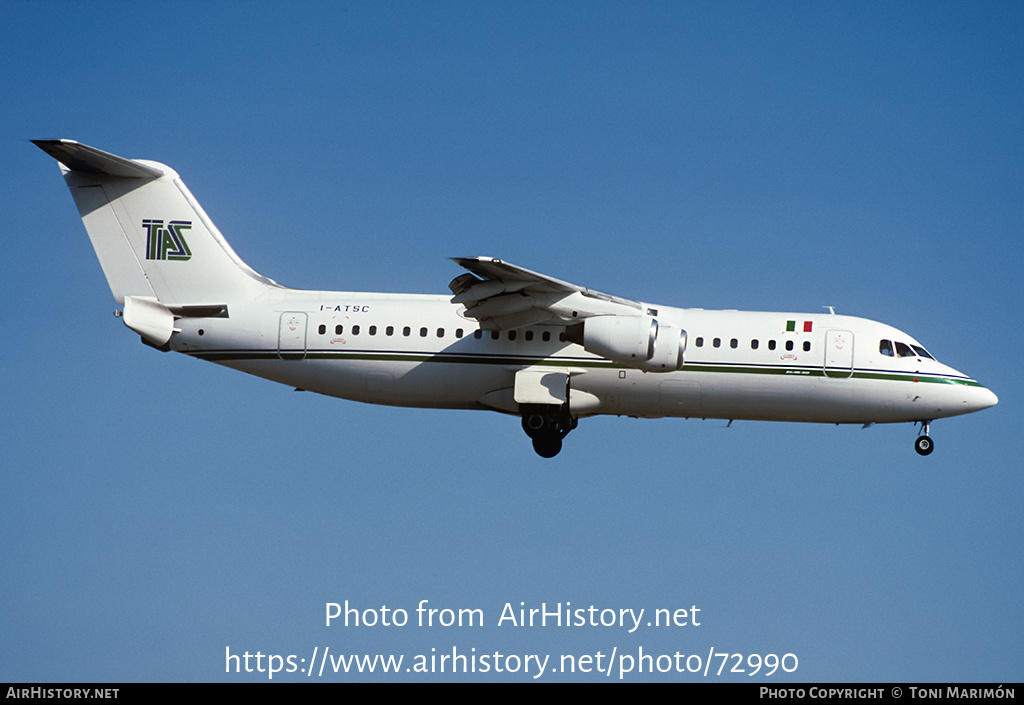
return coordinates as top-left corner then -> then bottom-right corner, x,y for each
188,349 -> 982,387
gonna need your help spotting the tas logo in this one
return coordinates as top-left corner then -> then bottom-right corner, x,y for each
143,219 -> 192,261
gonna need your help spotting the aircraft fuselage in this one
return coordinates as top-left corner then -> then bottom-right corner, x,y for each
169,291 -> 995,426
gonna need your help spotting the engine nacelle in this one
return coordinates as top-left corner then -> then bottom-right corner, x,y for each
567,316 -> 686,372
573,315 -> 657,364
636,325 -> 686,372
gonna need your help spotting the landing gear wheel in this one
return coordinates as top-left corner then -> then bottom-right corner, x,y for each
522,412 -> 553,439
914,435 -> 934,456
532,436 -> 562,458
521,404 -> 574,457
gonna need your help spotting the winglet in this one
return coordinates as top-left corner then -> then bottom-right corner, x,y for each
32,139 -> 164,179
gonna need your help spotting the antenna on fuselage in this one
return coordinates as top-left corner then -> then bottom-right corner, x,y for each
823,306 -> 836,315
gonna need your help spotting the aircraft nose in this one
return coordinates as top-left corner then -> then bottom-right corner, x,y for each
968,385 -> 998,412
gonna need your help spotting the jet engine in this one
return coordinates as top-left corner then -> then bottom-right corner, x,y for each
566,316 -> 686,372
636,324 -> 685,372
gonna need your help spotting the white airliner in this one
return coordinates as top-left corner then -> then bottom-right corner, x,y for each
35,139 -> 997,457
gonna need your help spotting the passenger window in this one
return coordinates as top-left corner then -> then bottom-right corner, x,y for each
336,325 -> 343,335
368,325 -> 377,336
768,340 -> 776,350
730,338 -> 738,349
420,327 -> 428,337
713,338 -> 721,348
542,331 -> 551,342
751,339 -> 758,350
491,331 -> 500,340
525,330 -> 534,341
879,340 -> 894,357
437,328 -> 444,338
695,337 -> 703,347
403,326 -> 411,337
474,330 -> 483,339
785,340 -> 793,351
352,325 -> 360,335
318,324 -> 326,335
803,341 -> 811,352
509,330 -> 517,341
386,326 -> 394,336
456,329 -> 464,338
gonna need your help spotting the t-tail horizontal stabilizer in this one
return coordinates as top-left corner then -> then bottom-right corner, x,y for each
32,139 -> 164,179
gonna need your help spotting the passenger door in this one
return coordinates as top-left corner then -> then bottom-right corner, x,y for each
823,330 -> 853,378
278,312 -> 307,360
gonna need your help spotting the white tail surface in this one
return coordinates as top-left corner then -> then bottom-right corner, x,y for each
35,140 -> 280,305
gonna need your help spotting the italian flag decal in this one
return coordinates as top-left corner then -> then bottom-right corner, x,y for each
786,320 -> 813,333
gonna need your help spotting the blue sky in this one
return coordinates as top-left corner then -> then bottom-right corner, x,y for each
2,1 -> 1021,682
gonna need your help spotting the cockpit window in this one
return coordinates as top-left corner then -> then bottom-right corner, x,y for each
882,338 -> 936,360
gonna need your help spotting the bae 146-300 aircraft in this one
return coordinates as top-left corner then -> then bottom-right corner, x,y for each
34,139 -> 997,458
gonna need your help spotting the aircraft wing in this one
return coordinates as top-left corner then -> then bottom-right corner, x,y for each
449,257 -> 645,330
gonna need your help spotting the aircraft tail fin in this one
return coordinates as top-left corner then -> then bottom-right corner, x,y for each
34,139 -> 280,305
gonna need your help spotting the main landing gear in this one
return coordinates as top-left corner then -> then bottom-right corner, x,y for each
521,404 -> 577,458
914,420 -> 934,456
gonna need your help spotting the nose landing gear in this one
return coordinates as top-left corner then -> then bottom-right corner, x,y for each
914,421 -> 934,456
521,404 -> 577,458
